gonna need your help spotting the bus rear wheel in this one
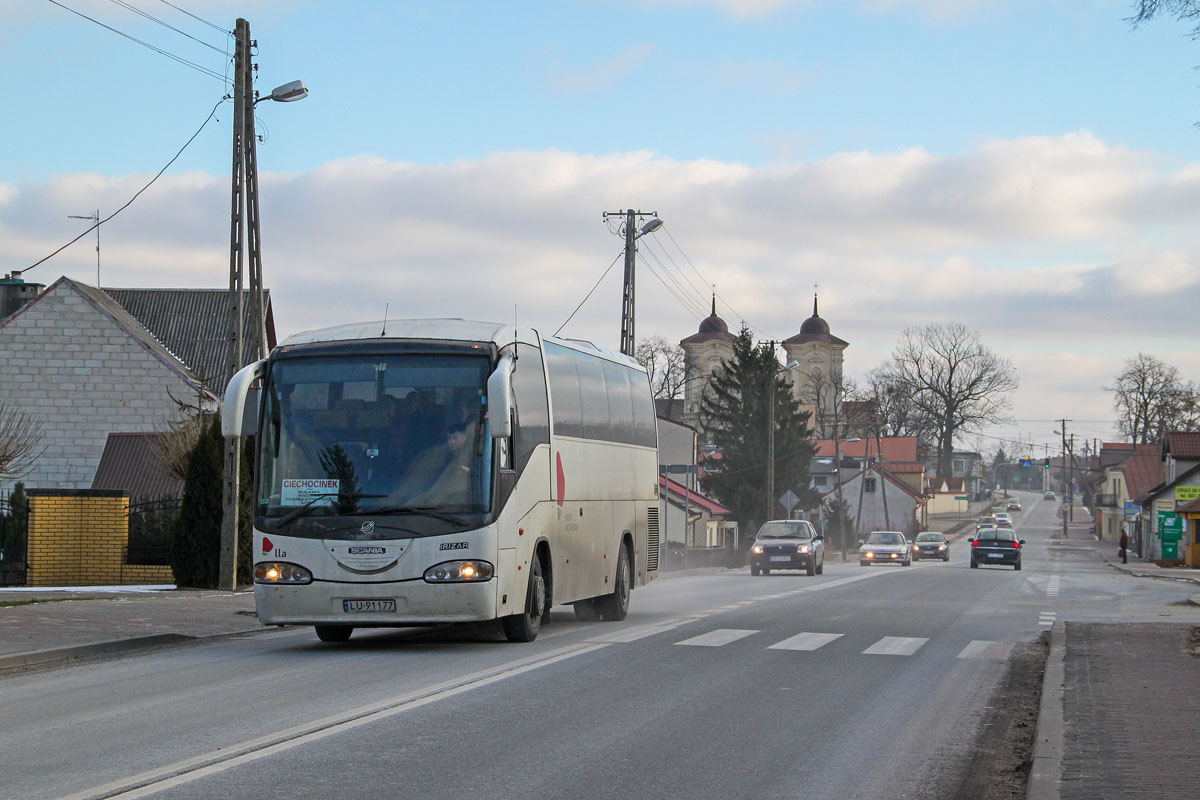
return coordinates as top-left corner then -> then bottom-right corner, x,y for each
314,625 -> 353,643
503,555 -> 546,642
597,544 -> 631,622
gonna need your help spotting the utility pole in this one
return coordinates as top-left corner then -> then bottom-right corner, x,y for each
68,210 -> 100,285
1058,418 -> 1071,540
220,19 -> 251,592
603,209 -> 659,356
766,341 -> 776,525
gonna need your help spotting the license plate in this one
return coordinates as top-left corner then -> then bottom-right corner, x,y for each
987,553 -> 1004,559
768,555 -> 791,562
343,599 -> 396,613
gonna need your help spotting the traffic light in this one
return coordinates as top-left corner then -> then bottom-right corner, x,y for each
1043,458 -> 1050,469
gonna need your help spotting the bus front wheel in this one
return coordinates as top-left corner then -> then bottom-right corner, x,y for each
597,544 -> 631,622
314,625 -> 353,643
502,555 -> 546,642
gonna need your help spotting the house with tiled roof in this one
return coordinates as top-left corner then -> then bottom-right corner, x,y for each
658,475 -> 736,565
826,462 -> 927,538
1094,443 -> 1163,550
1162,432 -> 1200,484
0,276 -> 274,496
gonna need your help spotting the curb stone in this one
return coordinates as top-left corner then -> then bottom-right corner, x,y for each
0,625 -> 271,673
1027,622 -> 1065,800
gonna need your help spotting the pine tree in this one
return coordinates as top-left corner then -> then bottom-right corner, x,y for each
699,326 -> 819,546
171,415 -> 223,588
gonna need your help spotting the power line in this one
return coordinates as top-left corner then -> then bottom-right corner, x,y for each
660,223 -> 764,336
20,96 -> 228,276
641,258 -> 708,322
107,0 -> 228,54
554,249 -> 625,337
642,234 -> 710,310
47,0 -> 227,82
639,241 -> 709,319
156,0 -> 228,34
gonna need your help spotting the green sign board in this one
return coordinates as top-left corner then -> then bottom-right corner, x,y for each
1164,541 -> 1180,559
955,495 -> 970,501
1158,512 -> 1184,543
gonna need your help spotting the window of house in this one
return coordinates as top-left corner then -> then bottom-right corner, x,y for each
864,477 -> 876,492
814,475 -> 829,487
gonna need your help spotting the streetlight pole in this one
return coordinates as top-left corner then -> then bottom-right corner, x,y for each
602,210 -> 660,356
219,16 -> 308,591
765,351 -> 798,525
834,436 -> 860,561
67,210 -> 100,285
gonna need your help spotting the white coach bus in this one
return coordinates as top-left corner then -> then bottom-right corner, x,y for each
222,319 -> 660,643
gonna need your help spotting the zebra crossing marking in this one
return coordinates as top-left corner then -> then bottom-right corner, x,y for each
675,628 -> 758,647
957,640 -> 1014,660
767,632 -> 843,652
863,636 -> 929,656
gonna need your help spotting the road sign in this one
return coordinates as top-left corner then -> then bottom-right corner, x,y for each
955,495 -> 970,501
1020,458 -> 1031,469
1159,513 -> 1184,543
779,489 -> 799,512
1163,541 -> 1180,559
1124,501 -> 1140,520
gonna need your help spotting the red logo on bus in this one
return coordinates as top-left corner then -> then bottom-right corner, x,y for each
262,536 -> 273,554
555,452 -> 566,518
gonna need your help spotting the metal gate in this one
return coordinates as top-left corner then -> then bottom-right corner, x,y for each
0,493 -> 30,586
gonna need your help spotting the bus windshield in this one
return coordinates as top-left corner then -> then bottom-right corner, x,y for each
256,351 -> 493,537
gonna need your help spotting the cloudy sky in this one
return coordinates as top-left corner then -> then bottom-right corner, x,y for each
4,0 -> 1200,457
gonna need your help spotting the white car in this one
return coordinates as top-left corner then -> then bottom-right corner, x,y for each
858,531 -> 912,566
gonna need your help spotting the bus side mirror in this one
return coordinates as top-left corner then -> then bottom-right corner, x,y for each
487,353 -> 514,439
222,359 -> 265,437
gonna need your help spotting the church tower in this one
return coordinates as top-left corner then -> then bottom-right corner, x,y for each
782,294 -> 848,435
679,296 -> 735,429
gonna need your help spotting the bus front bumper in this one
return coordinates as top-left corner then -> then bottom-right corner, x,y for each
255,579 -> 499,626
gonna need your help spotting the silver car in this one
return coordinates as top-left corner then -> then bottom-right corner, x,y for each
858,531 -> 912,566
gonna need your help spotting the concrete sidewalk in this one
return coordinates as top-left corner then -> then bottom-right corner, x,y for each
0,586 -> 264,670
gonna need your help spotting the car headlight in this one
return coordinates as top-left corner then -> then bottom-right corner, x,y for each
752,545 -> 764,554
938,545 -> 946,551
864,551 -> 874,558
424,560 -> 494,583
254,562 -> 313,585
798,545 -> 810,554
913,545 -> 921,551
890,553 -> 898,559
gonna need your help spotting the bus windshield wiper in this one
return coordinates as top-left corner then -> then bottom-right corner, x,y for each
367,506 -> 469,525
271,493 -> 386,528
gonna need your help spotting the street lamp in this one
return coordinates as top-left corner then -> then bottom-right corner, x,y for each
766,357 -> 799,524
835,437 -> 861,561
257,79 -> 309,104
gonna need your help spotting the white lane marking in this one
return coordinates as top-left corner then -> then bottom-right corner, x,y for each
588,618 -> 696,643
767,632 -> 843,652
1046,576 -> 1060,597
957,640 -> 1015,660
1039,612 -> 1057,627
675,628 -> 758,647
863,636 -> 929,656
58,641 -> 610,800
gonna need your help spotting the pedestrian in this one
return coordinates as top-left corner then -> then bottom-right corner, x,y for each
1119,527 -> 1129,564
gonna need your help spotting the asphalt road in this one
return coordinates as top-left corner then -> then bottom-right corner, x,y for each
2,490 -> 1196,800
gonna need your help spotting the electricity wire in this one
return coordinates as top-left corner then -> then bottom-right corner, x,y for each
107,0 -> 227,54
47,0 -> 227,82
661,223 -> 763,335
640,237 -> 709,315
156,0 -> 228,34
21,96 -> 228,276
639,242 -> 709,319
554,249 -> 625,337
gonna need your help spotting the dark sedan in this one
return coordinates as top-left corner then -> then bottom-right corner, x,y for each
969,529 -> 1024,570
750,519 -> 825,576
912,531 -> 949,561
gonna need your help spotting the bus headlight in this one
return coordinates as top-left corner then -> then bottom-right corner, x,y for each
424,560 -> 494,583
254,562 -> 313,585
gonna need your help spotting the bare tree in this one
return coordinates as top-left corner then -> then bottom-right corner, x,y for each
149,410 -> 214,483
1108,353 -> 1198,442
877,324 -> 1018,483
864,366 -> 937,459
635,336 -> 692,419
1129,1 -> 1200,37
805,366 -> 858,440
0,405 -> 45,482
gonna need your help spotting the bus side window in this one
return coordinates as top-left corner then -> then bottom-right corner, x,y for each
497,437 -> 512,470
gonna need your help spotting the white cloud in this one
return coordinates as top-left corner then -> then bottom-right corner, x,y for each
7,133 -> 1200,435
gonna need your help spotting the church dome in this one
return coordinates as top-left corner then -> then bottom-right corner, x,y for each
698,312 -> 728,335
798,313 -> 830,335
